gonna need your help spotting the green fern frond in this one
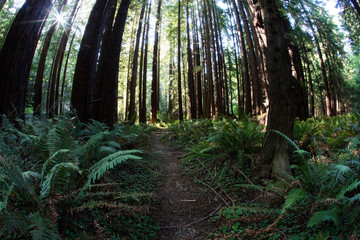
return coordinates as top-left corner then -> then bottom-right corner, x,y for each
308,207 -> 340,227
42,149 -> 71,177
336,180 -> 360,200
28,211 -> 61,240
281,188 -> 307,214
86,150 -> 142,186
41,162 -> 80,199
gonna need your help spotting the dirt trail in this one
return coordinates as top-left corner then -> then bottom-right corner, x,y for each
151,130 -> 221,240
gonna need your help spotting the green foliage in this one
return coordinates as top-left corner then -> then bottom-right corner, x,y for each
0,115 -> 158,239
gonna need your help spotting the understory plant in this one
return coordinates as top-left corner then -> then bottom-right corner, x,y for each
168,113 -> 360,239
0,114 -> 159,239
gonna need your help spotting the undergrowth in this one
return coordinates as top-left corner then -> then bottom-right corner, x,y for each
167,113 -> 360,239
0,114 -> 160,239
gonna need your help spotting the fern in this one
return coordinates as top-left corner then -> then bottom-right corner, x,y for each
86,150 -> 142,186
308,207 -> 340,227
28,211 -> 61,240
281,188 -> 307,214
40,162 -> 80,199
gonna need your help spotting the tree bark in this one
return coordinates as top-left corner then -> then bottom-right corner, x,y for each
177,0 -> 184,121
33,0 -> 67,116
92,0 -> 131,126
230,0 -> 252,116
71,0 -> 112,122
139,0 -> 151,123
259,0 -> 295,179
128,0 -> 147,123
150,0 -> 162,123
0,0 -> 51,122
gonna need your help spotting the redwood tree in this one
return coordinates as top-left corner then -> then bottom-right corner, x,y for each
71,0 -> 112,122
258,0 -> 296,179
0,0 -> 51,122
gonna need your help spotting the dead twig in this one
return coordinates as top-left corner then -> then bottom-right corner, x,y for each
196,178 -> 230,207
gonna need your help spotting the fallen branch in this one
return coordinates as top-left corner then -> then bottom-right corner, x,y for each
183,204 -> 223,229
196,178 -> 230,207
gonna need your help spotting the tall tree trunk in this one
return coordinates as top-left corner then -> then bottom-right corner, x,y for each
300,1 -> 332,116
49,0 -> 80,118
71,0 -> 112,122
60,33 -> 76,115
33,0 -> 67,116
237,0 -> 263,115
301,41 -> 315,117
128,0 -> 147,123
0,0 -> 51,123
168,53 -> 175,120
259,0 -> 295,179
230,0 -> 252,116
185,0 -> 196,119
193,12 -> 203,118
125,16 -> 138,120
92,0 -> 131,126
139,0 -> 151,123
150,0 -> 162,123
177,0 -> 184,121
205,0 -> 221,116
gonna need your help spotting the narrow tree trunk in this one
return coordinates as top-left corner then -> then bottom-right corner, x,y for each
0,0 -> 51,123
150,0 -> 162,123
71,0 -> 112,122
177,0 -> 184,121
238,0 -> 263,115
300,1 -> 332,116
229,0 -> 252,116
49,0 -> 80,118
60,33 -> 76,115
139,0 -> 151,123
128,1 -> 147,122
185,0 -> 196,119
34,0 -> 67,116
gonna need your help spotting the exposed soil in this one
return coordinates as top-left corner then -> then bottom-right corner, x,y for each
151,130 -> 221,240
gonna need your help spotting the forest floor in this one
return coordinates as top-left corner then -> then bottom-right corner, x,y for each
151,130 -> 222,240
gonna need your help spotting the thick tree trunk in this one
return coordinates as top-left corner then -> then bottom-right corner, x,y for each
92,0 -> 131,126
192,13 -> 203,118
0,0 -> 51,122
150,0 -> 162,123
71,0 -> 112,122
259,0 -> 295,179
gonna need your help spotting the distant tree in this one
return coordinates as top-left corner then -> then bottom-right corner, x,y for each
0,0 -> 51,123
34,0 -> 68,116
